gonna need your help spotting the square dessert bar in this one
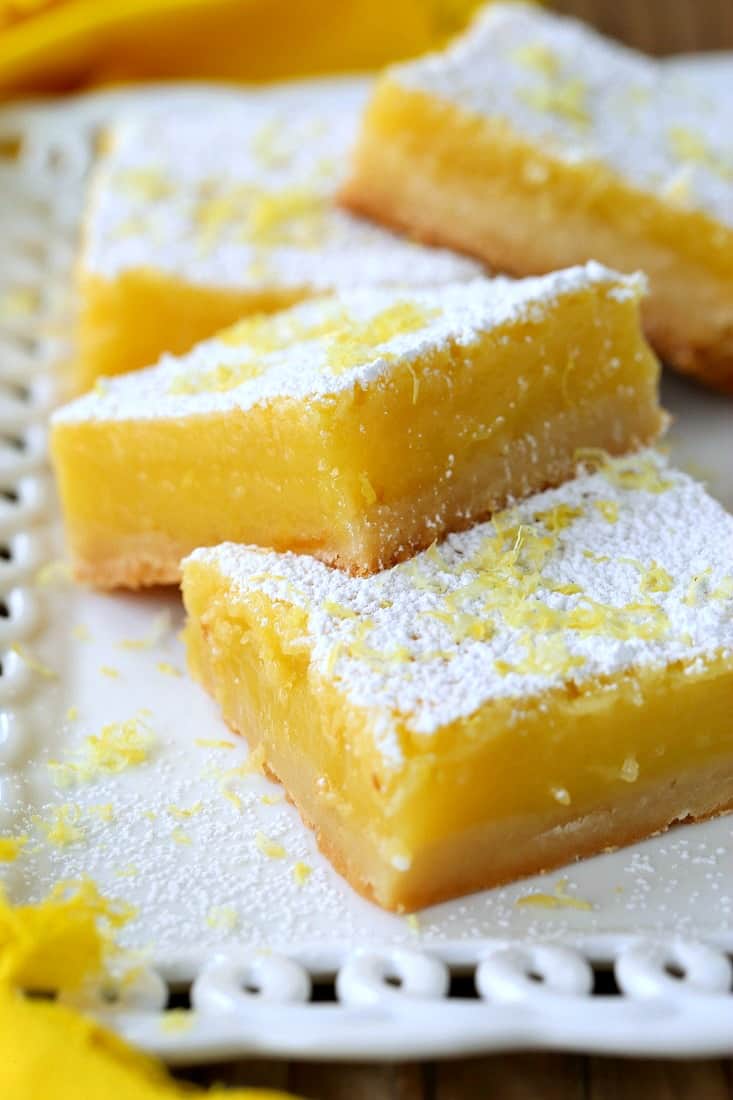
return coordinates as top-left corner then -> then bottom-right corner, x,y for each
183,453 -> 733,911
52,264 -> 663,588
341,3 -> 733,392
77,84 -> 480,390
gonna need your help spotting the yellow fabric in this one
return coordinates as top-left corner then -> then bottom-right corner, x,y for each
0,0 -> 483,98
0,882 -> 297,1098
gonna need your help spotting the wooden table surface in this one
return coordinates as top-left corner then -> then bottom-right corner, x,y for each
553,0 -> 733,54
178,5 -> 733,1095
178,1053 -> 733,1097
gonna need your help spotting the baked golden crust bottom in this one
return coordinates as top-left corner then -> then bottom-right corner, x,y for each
340,87 -> 733,394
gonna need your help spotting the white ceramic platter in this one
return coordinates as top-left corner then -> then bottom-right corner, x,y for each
1,78 -> 733,1065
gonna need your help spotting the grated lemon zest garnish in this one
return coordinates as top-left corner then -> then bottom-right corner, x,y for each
48,717 -> 154,787
247,186 -> 326,247
583,549 -> 610,563
496,634 -> 586,678
195,738 -> 234,749
326,301 -> 438,374
541,579 -> 583,596
171,828 -> 192,846
167,802 -> 203,820
292,862 -> 312,886
667,126 -> 733,179
534,504 -> 583,532
522,79 -> 589,124
11,643 -> 57,679
594,499 -> 619,524
710,576 -> 733,601
169,358 -> 263,396
516,878 -> 593,911
250,117 -> 292,168
71,624 -> 91,642
325,641 -> 343,676
156,661 -> 182,677
405,913 -> 420,933
116,167 -> 173,200
422,608 -> 493,644
0,835 -> 27,861
261,793 -> 284,806
618,555 -> 645,571
221,786 -> 243,813
574,447 -> 611,471
323,600 -> 358,619
36,804 -> 85,847
193,180 -> 258,247
564,599 -> 668,641
100,665 -> 120,679
603,457 -> 674,495
639,562 -> 674,594
255,831 -> 286,859
66,706 -> 79,722
683,569 -> 712,607
512,42 -> 559,76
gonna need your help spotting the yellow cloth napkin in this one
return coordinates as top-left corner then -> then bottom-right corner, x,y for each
0,881 -> 296,1098
0,0 -> 482,98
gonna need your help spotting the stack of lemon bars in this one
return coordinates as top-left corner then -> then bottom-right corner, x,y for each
52,4 -> 733,912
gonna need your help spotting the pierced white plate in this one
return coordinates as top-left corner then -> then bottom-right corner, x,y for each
1,78 -> 733,1065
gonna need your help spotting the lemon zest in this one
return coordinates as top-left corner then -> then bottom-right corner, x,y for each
255,831 -> 286,859
292,862 -> 312,886
48,717 -> 154,787
10,643 -> 56,679
35,804 -> 85,847
0,836 -> 27,862
517,878 -> 593,911
156,661 -> 182,677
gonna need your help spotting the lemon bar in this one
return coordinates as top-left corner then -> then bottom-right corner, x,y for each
341,3 -> 733,392
183,452 -> 733,911
77,85 -> 481,391
52,264 -> 662,589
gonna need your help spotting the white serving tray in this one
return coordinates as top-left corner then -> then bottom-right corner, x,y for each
1,79 -> 733,1065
